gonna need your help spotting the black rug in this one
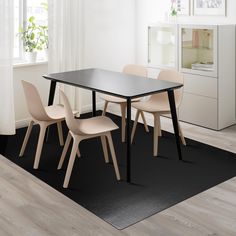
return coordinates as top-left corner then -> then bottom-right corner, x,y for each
4,112 -> 236,230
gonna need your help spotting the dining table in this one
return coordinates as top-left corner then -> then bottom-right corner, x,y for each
43,68 -> 184,183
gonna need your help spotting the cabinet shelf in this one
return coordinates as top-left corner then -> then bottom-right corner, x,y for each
180,26 -> 215,76
182,46 -> 213,50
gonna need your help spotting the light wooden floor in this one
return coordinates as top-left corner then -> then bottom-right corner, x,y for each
1,116 -> 236,236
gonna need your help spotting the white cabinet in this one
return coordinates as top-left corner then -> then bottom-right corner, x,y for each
147,23 -> 236,130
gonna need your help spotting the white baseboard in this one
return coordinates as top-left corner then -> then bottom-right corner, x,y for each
15,118 -> 31,129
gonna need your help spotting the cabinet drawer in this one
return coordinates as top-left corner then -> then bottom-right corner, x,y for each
183,73 -> 217,98
179,93 -> 218,129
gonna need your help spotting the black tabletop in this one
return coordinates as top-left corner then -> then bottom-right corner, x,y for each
43,68 -> 182,99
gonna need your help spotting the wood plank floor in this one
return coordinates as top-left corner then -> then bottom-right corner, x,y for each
1,116 -> 236,236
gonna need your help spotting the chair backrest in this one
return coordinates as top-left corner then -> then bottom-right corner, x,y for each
150,70 -> 184,108
21,80 -> 51,121
60,90 -> 81,135
123,64 -> 147,78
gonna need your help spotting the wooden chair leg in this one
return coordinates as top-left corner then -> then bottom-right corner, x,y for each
33,123 -> 47,169
178,121 -> 186,146
102,101 -> 109,116
106,132 -> 121,180
19,120 -> 34,157
101,135 -> 109,163
63,136 -> 80,188
76,148 -> 81,158
120,103 -> 126,142
140,111 -> 149,132
57,122 -> 64,146
153,115 -> 159,157
131,110 -> 140,143
57,132 -> 72,169
157,115 -> 162,137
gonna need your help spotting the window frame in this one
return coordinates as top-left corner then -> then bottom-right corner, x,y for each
14,0 -> 48,63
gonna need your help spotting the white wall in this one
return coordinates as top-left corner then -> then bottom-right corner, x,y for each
83,0 -> 135,71
137,0 -> 236,24
80,0 -> 136,110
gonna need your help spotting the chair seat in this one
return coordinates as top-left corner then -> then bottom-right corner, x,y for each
100,94 -> 126,103
45,104 -> 78,120
100,94 -> 140,103
132,100 -> 170,113
76,116 -> 118,135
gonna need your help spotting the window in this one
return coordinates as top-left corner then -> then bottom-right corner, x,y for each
14,0 -> 48,62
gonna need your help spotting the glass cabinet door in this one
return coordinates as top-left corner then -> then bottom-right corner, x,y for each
180,25 -> 217,77
148,24 -> 177,68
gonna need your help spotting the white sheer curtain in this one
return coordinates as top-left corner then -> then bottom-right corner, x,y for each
0,0 -> 15,135
48,0 -> 82,114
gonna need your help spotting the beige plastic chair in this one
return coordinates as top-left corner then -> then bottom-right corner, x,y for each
20,80 -> 67,169
58,90 -> 121,188
131,70 -> 186,156
100,64 -> 149,142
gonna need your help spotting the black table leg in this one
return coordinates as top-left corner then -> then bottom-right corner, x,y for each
126,98 -> 131,182
0,135 -> 8,156
48,80 -> 57,106
167,90 -> 182,161
45,80 -> 57,142
92,91 -> 96,116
